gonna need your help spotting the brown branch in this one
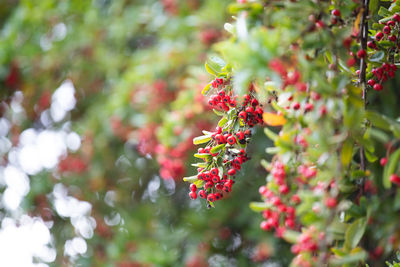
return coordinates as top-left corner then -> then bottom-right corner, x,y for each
358,0 -> 370,194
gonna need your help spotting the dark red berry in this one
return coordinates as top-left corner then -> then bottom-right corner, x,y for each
357,49 -> 366,58
388,20 -> 396,27
383,26 -> 391,35
367,79 -> 376,86
331,9 -> 341,17
292,102 -> 300,110
375,32 -> 384,41
394,14 -> 400,22
373,83 -> 383,91
367,41 -> 376,49
250,98 -> 259,106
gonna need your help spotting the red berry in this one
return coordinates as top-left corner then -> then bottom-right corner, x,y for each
373,83 -> 383,91
211,175 -> 220,183
394,14 -> 400,22
190,184 -> 197,192
367,41 -> 376,49
245,106 -> 254,113
205,181 -> 214,189
227,168 -> 236,176
207,193 -> 216,202
236,131 -> 245,140
389,35 -> 397,42
375,31 -> 384,41
238,111 -> 247,120
304,103 -> 314,112
380,157 -> 388,166
367,79 -> 376,86
260,221 -> 271,231
292,102 -> 300,110
215,134 -> 225,144
315,20 -> 324,29
189,191 -> 197,200
331,9 -> 341,17
357,49 -> 366,58
198,190 -> 207,199
383,25 -> 391,35
347,57 -> 356,67
388,20 -> 396,27
211,167 -> 219,176
291,194 -> 301,205
227,135 -> 236,145
223,183 -> 232,193
250,98 -> 259,106
390,174 -> 400,185
325,197 -> 337,208
279,184 -> 290,195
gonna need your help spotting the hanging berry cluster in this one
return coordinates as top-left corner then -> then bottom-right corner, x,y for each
366,13 -> 400,91
184,77 -> 263,207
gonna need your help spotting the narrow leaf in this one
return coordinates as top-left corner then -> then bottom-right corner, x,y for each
193,135 -> 211,145
344,218 -> 367,250
341,139 -> 354,168
183,175 -> 198,183
210,144 -> 225,154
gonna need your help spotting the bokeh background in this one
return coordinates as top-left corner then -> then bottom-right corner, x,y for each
0,1 -> 284,266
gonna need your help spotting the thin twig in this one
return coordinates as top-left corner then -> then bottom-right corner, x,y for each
358,0 -> 370,194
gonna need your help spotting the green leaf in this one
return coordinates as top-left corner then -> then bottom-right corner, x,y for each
378,6 -> 391,17
341,139 -> 354,168
194,153 -> 211,159
366,110 -> 391,131
329,250 -> 367,265
365,149 -> 378,163
191,162 -> 208,168
205,62 -> 219,76
369,51 -> 384,62
213,109 -> 224,116
218,117 -> 228,127
383,148 -> 400,188
344,218 -> 367,250
282,230 -> 300,244
194,180 -> 204,188
264,127 -> 278,141
201,83 -> 212,95
193,135 -> 211,145
183,175 -> 198,183
249,202 -> 270,212
210,144 -> 225,154
369,0 -> 379,14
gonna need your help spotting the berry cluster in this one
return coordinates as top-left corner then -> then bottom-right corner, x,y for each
185,78 -> 263,207
366,13 -> 400,91
258,161 -> 298,236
